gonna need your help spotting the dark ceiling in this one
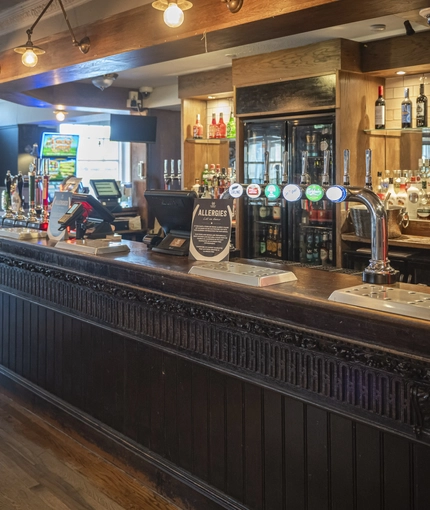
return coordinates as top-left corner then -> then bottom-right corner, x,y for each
1,0 -> 26,9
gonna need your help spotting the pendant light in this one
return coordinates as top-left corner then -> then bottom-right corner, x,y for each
152,0 -> 193,28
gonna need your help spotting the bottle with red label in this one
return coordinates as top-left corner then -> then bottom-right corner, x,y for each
193,114 -> 203,139
217,113 -> 226,139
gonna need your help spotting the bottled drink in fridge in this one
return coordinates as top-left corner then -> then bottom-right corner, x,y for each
416,83 -> 428,128
401,88 -> 412,128
320,232 -> 329,266
375,85 -> 386,129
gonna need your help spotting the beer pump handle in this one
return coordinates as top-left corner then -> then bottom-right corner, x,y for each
343,149 -> 350,186
263,150 -> 270,184
300,151 -> 310,185
322,150 -> 330,186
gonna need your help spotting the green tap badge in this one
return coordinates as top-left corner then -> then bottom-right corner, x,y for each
264,184 -> 281,200
305,184 -> 324,202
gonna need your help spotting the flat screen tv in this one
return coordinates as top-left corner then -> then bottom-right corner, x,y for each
110,114 -> 157,143
40,133 -> 79,157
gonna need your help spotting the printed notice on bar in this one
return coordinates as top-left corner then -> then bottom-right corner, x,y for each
189,199 -> 233,261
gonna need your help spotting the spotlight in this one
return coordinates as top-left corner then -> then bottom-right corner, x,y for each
404,20 -> 415,36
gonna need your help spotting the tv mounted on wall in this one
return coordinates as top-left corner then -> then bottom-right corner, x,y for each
109,114 -> 157,143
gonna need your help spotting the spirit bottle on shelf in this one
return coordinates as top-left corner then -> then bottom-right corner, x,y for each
193,114 -> 203,139
416,83 -> 428,128
401,88 -> 412,129
209,114 -> 217,139
375,85 -> 386,129
217,113 -> 226,138
227,112 -> 236,139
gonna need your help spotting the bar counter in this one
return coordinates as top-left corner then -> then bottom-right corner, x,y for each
0,237 -> 430,510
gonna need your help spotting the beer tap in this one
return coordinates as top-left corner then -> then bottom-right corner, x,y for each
15,172 -> 27,221
365,148 -> 373,190
27,161 -> 38,224
40,159 -> 50,228
3,170 -> 14,220
322,150 -> 330,187
35,159 -> 43,218
300,151 -> 311,186
281,150 -> 288,186
343,149 -> 351,186
170,159 -> 175,188
163,159 -> 170,190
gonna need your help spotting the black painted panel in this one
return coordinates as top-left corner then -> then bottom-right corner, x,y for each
37,305 -> 47,389
15,298 -> 23,377
150,347 -> 165,455
236,75 -> 336,116
192,363 -> 209,482
307,406 -> 329,510
226,377 -> 244,503
383,434 -> 411,510
208,370 -> 226,493
8,294 -> 16,372
22,299 -> 31,381
243,383 -> 263,510
413,442 -> 430,509
30,302 -> 38,385
176,357 -> 193,473
163,353 -> 178,464
330,415 -> 354,510
284,396 -> 306,509
355,424 -> 382,510
264,389 -> 283,510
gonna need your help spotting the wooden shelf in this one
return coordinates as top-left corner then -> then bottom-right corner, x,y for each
342,232 -> 430,250
364,128 -> 425,136
186,138 -> 230,144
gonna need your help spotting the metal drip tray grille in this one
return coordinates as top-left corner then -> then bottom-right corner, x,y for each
0,228 -> 46,240
189,262 -> 297,287
329,284 -> 430,321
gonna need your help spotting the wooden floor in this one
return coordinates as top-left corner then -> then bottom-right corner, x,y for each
0,389 -> 182,510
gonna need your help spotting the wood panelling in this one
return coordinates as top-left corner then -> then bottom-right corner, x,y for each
362,30 -> 430,77
179,68 -> 233,100
233,39 -> 360,88
236,74 -> 336,117
2,289 -> 430,509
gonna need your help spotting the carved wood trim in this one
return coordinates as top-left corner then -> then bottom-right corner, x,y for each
0,253 -> 429,443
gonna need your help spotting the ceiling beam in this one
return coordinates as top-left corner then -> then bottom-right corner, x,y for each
361,30 -> 430,76
1,0 -> 430,106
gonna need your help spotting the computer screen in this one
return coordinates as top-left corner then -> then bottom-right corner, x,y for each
110,114 -> 157,143
144,190 -> 197,234
90,179 -> 122,199
40,133 -> 79,157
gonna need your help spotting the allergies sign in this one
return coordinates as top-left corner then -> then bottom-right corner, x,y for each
189,199 -> 233,261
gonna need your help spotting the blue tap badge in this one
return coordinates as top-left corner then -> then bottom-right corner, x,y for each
264,184 -> 281,200
282,184 -> 302,202
326,185 -> 347,203
305,184 -> 324,202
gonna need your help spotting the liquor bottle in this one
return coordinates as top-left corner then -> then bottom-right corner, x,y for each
393,170 -> 402,194
273,226 -> 279,256
209,114 -> 217,139
268,226 -> 274,255
320,232 -> 329,266
193,114 -> 203,139
227,112 -> 236,139
396,179 -> 408,207
277,229 -> 282,258
202,185 -> 213,199
301,199 -> 310,225
313,232 -> 321,265
260,229 -> 267,255
407,176 -> 420,219
375,85 -> 386,129
306,233 -> 314,264
401,88 -> 412,128
420,180 -> 429,206
416,83 -> 428,128
192,179 -> 201,195
202,164 -> 210,185
376,171 -> 385,200
386,177 -> 397,208
217,113 -> 226,139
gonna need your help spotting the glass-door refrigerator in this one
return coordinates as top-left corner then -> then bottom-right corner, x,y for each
243,113 -> 336,266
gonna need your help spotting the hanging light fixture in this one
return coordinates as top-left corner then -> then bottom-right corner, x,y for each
14,0 -> 90,68
152,0 -> 193,28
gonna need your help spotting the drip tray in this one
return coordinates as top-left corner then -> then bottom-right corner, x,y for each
329,284 -> 430,321
189,262 -> 297,287
0,228 -> 47,240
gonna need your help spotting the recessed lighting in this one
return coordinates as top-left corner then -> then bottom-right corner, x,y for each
397,71 -> 406,75
370,24 -> 386,31
208,96 -> 216,99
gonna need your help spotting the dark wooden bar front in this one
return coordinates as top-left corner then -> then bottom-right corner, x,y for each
0,238 -> 430,510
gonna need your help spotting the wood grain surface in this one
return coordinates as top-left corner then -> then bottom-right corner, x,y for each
0,390 -> 181,510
